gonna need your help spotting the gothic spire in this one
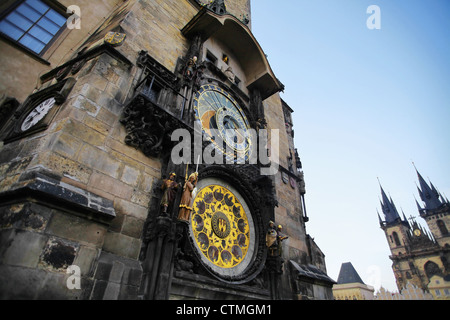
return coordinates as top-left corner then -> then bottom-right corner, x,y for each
379,184 -> 401,223
207,0 -> 227,15
415,198 -> 425,214
414,167 -> 443,210
402,210 -> 410,228
377,209 -> 384,227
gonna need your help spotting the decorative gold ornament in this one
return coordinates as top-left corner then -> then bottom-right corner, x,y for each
104,32 -> 126,47
191,184 -> 250,269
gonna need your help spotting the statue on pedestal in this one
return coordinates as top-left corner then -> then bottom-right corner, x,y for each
178,172 -> 198,222
160,172 -> 179,215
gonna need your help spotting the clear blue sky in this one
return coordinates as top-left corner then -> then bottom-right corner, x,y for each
252,0 -> 450,292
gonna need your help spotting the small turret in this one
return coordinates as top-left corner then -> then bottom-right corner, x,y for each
379,184 -> 401,224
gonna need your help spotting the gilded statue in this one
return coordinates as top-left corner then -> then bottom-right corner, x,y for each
178,172 -> 198,222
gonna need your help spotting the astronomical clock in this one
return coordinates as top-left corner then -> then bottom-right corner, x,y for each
188,177 -> 259,282
184,84 -> 265,283
193,84 -> 253,162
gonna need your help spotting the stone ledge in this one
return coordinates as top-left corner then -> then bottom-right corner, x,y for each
171,270 -> 270,300
0,171 -> 115,223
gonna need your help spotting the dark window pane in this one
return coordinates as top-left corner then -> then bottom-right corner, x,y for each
17,4 -> 41,23
29,24 -> 53,44
0,0 -> 66,55
25,0 -> 49,15
46,10 -> 66,27
37,16 -> 61,35
7,12 -> 33,31
19,33 -> 45,53
0,20 -> 24,40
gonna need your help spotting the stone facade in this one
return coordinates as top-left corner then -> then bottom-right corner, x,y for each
0,0 -> 334,300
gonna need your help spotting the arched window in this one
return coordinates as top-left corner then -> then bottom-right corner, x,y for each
424,261 -> 441,279
437,220 -> 448,236
392,232 -> 401,246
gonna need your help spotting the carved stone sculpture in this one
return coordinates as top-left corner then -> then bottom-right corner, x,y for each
120,95 -> 180,157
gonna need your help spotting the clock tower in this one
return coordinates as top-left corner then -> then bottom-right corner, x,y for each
0,0 -> 334,300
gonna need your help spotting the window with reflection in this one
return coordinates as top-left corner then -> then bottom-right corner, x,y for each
0,0 -> 66,55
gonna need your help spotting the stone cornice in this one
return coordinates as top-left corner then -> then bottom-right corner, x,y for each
0,171 -> 116,224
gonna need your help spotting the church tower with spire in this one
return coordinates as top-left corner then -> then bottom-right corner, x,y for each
378,184 -> 411,258
414,167 -> 450,247
378,168 -> 450,295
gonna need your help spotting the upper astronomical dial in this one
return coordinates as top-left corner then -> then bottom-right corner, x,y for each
193,85 -> 252,160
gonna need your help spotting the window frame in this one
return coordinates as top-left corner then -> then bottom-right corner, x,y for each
437,219 -> 448,236
392,231 -> 401,246
0,0 -> 69,63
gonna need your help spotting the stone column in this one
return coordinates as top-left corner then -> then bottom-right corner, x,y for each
141,215 -> 178,300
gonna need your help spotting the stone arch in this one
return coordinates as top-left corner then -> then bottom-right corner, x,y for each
424,261 -> 441,280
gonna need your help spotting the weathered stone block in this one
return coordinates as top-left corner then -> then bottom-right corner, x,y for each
89,172 -> 134,199
38,271 -> 92,300
0,202 -> 51,231
83,115 -> 112,137
96,107 -> 118,128
0,265 -> 45,299
39,237 -> 78,271
114,198 -> 148,220
48,132 -> 83,158
105,137 -> 162,174
121,215 -> 144,239
79,84 -> 106,107
0,229 -> 47,268
0,264 -> 91,299
72,95 -> 101,117
90,279 -> 108,300
44,152 -> 92,184
78,73 -> 109,92
120,165 -> 140,186
0,174 -> 20,192
3,156 -> 33,177
79,146 -> 121,179
73,245 -> 100,278
91,251 -> 143,300
46,211 -> 107,247
139,173 -> 155,193
102,231 -> 141,260
108,210 -> 125,233
64,119 -> 106,147
131,190 -> 150,207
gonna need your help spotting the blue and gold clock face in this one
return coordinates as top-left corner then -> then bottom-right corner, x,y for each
193,85 -> 252,161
